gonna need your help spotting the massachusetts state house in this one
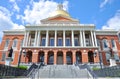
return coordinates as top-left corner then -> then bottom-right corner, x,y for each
0,4 -> 120,66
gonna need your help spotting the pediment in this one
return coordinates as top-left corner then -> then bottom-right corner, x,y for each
41,15 -> 79,23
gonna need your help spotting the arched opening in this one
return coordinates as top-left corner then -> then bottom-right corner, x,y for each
76,51 -> 82,64
66,51 -> 72,65
47,51 -> 54,65
38,51 -> 44,63
26,51 -> 32,63
88,51 -> 94,63
57,51 -> 63,64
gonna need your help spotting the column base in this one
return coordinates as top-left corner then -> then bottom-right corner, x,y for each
109,58 -> 117,67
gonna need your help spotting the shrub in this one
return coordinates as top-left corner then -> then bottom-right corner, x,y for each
17,65 -> 28,70
92,67 -> 100,71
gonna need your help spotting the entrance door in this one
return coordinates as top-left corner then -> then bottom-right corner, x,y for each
57,51 -> 63,64
57,56 -> 63,64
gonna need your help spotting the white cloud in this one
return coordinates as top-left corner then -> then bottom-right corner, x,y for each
22,0 -> 69,24
100,0 -> 111,8
9,0 -> 20,12
0,6 -> 24,41
102,10 -> 120,30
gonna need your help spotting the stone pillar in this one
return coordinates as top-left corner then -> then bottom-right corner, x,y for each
82,51 -> 88,63
34,30 -> 38,46
91,30 -> 95,47
25,31 -> 29,46
23,31 -> 27,47
54,30 -> 57,47
44,52 -> 48,65
94,31 -> 97,47
54,52 -> 57,65
72,52 -> 76,64
37,31 -> 40,46
63,52 -> 66,65
32,51 -> 38,63
83,30 -> 86,47
28,35 -> 31,46
72,30 -> 74,47
46,30 -> 49,47
80,30 -> 83,47
63,30 -> 65,47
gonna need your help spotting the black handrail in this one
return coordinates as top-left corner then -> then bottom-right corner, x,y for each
77,64 -> 98,79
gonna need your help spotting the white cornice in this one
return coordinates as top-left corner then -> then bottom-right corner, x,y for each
3,29 -> 25,35
96,30 -> 117,35
25,24 -> 95,31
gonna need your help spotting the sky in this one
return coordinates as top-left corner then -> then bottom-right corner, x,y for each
0,0 -> 120,42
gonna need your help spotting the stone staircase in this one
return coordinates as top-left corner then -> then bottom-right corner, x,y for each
35,65 -> 92,78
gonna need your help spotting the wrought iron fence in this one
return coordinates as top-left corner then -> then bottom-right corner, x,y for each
93,65 -> 120,77
0,64 -> 27,78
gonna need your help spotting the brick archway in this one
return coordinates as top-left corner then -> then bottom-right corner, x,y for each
26,50 -> 32,63
57,51 -> 63,64
38,51 -> 44,63
47,51 -> 54,65
88,51 -> 94,63
66,51 -> 73,65
76,51 -> 82,64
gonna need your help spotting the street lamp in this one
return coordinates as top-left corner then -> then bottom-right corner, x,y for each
94,50 -> 103,69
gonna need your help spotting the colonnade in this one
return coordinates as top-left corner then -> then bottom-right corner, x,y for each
23,30 -> 97,47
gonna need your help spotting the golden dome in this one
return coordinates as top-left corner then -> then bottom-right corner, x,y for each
49,4 -> 70,17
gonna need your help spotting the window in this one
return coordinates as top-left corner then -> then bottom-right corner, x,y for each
41,38 -> 46,46
111,39 -> 116,48
74,38 -> 79,46
20,39 -> 23,47
118,33 -> 120,42
97,39 -> 101,50
114,53 -> 119,62
103,39 -> 108,48
58,38 -> 62,46
66,38 -> 71,46
49,38 -> 54,46
5,39 -> 9,47
1,53 -> 6,61
13,39 -> 17,47
12,52 -> 14,61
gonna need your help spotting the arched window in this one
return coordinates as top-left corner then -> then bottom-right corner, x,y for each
13,39 -> 18,47
114,53 -> 119,62
102,39 -> 109,48
111,39 -> 116,48
5,39 -> 10,48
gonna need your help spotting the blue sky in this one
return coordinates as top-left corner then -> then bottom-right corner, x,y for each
0,0 -> 120,42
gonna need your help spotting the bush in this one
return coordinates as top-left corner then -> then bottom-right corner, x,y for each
17,65 -> 28,70
92,67 -> 100,71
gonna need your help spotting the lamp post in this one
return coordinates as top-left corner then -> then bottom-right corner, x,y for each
94,50 -> 102,69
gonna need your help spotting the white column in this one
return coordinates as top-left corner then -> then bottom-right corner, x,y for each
28,35 -> 31,46
34,30 -> 38,46
46,30 -> 49,47
94,31 -> 97,47
37,31 -> 40,46
63,30 -> 65,47
54,30 -> 57,47
91,30 -> 95,47
80,30 -> 83,47
25,31 -> 29,46
72,30 -> 74,47
83,30 -> 86,47
23,32 -> 27,47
